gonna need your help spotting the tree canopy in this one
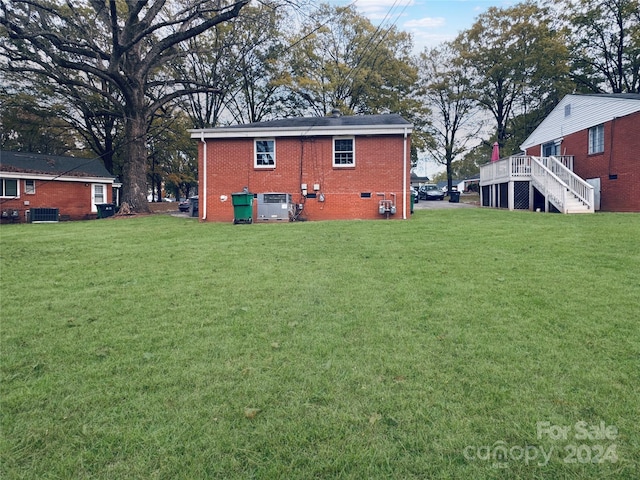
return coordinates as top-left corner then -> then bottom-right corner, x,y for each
1,0 -> 638,198
1,0 -> 250,211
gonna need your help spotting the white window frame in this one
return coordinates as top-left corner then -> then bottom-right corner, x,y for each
588,124 -> 604,154
254,139 -> 276,168
0,178 -> 19,198
91,184 -> 106,212
333,137 -> 355,167
24,179 -> 36,194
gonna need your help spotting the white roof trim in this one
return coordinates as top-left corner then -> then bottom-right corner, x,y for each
190,124 -> 412,139
0,172 -> 116,184
521,94 -> 640,151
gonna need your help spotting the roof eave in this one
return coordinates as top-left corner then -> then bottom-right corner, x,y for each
0,171 -> 116,183
189,124 -> 413,139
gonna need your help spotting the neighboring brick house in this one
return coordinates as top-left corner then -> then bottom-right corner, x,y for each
190,112 -> 413,222
520,94 -> 640,212
0,151 -> 117,223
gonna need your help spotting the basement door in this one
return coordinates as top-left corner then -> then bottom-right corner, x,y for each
586,178 -> 601,211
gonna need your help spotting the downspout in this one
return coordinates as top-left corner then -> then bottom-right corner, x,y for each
608,117 -> 617,177
403,128 -> 408,219
200,132 -> 207,220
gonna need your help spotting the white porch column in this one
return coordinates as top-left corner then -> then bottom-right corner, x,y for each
508,181 -> 514,211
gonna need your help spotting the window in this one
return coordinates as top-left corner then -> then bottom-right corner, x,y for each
0,178 -> 18,197
24,179 -> 36,194
589,124 -> 604,154
542,141 -> 559,156
255,139 -> 275,167
91,184 -> 105,212
333,137 -> 354,166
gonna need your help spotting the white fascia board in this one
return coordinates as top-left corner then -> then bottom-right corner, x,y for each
0,172 -> 116,184
190,124 -> 413,139
521,95 -> 640,151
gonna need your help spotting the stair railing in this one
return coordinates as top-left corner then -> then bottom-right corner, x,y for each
531,156 -> 569,213
548,156 -> 594,210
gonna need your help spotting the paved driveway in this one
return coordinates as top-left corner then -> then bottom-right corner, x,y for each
414,198 -> 478,209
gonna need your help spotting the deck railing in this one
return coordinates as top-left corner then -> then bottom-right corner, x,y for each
480,154 -> 593,213
530,157 -> 569,212
480,155 -> 575,186
546,156 -> 594,209
480,155 -> 532,183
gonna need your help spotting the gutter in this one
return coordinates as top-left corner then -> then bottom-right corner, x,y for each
200,132 -> 207,220
403,128 -> 408,219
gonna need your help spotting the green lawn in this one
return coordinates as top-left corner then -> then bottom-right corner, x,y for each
1,209 -> 639,479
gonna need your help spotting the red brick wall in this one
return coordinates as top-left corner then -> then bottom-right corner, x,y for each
0,178 -> 112,223
199,134 -> 412,222
529,111 -> 640,212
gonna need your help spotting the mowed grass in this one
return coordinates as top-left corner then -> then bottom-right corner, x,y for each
1,209 -> 639,479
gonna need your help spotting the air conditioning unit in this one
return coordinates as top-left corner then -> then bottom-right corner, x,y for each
28,208 -> 59,223
256,193 -> 294,222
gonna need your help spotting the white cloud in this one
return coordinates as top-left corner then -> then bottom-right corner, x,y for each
404,17 -> 446,29
352,0 -> 415,20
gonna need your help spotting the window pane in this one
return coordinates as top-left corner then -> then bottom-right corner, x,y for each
25,180 -> 35,194
256,140 -> 275,166
543,142 -> 558,156
95,185 -> 104,203
3,179 -> 18,196
334,139 -> 354,165
335,139 -> 353,152
589,125 -> 604,154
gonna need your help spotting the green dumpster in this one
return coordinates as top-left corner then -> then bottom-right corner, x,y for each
410,189 -> 416,214
232,192 -> 253,224
96,203 -> 116,218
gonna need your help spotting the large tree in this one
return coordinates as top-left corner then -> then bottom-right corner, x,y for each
1,0 -> 250,212
282,3 -> 419,117
454,1 -> 572,153
0,89 -> 83,156
555,0 -> 640,93
417,43 -> 480,193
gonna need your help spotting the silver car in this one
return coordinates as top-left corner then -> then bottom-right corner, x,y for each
419,184 -> 445,200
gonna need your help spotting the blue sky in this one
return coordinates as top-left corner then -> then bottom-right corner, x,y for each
324,1 -> 518,176
328,0 -> 516,52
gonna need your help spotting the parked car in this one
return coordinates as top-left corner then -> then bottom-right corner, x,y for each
412,187 -> 419,203
178,198 -> 190,212
419,184 -> 445,200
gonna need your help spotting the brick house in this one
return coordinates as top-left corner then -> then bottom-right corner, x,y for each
190,112 -> 413,222
0,151 -> 117,223
480,94 -> 640,213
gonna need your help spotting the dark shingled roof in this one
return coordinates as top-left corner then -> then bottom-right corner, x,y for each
221,113 -> 411,129
0,151 -> 113,179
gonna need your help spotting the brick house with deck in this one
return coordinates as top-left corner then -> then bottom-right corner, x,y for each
480,94 -> 640,213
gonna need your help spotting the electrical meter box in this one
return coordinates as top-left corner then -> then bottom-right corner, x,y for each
256,193 -> 294,222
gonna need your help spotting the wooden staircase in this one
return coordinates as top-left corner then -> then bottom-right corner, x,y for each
530,156 -> 594,214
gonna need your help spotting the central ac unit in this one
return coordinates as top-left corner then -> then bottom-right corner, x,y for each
256,193 -> 294,222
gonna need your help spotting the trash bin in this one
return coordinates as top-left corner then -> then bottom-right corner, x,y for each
232,192 -> 253,224
448,190 -> 460,203
410,190 -> 416,214
189,196 -> 199,217
96,203 -> 116,218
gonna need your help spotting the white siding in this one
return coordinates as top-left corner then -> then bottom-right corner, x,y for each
521,95 -> 640,151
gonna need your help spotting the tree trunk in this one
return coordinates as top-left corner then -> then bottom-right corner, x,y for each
122,111 -> 151,213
